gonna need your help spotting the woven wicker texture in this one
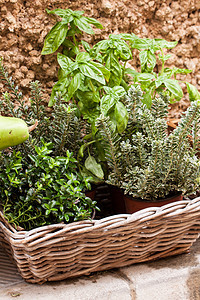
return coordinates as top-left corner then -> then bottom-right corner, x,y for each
0,197 -> 200,284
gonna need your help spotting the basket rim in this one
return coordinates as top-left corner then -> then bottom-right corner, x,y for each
1,197 -> 200,240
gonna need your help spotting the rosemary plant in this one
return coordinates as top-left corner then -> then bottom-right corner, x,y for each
0,58 -> 85,158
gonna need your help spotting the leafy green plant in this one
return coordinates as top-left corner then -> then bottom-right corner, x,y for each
96,85 -> 200,200
41,8 -> 200,180
0,142 -> 96,230
42,9 -> 200,115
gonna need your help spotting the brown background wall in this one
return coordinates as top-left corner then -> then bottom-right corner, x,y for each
0,0 -> 200,117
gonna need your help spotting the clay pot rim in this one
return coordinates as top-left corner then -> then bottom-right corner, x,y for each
123,191 -> 183,203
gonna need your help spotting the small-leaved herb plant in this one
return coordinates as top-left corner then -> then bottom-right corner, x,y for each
0,142 -> 95,230
41,8 -> 200,179
96,85 -> 200,201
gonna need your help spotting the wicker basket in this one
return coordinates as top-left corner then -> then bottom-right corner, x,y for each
0,197 -> 200,284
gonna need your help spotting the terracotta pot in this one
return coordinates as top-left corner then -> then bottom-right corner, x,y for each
124,192 -> 183,214
109,185 -> 126,214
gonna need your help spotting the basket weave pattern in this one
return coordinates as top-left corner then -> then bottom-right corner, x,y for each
0,197 -> 200,283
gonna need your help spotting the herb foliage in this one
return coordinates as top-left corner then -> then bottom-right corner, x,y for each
0,60 -> 97,230
96,86 -> 200,201
41,8 -> 200,179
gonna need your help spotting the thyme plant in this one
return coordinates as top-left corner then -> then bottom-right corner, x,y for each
96,86 -> 200,201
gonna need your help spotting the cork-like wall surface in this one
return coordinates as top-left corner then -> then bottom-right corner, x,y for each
0,0 -> 200,116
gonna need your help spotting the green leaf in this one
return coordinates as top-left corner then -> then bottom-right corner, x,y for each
164,79 -> 183,100
139,50 -> 156,72
154,39 -> 178,50
155,75 -> 166,88
173,68 -> 192,75
186,83 -> 200,101
71,10 -> 85,17
62,39 -> 75,48
125,68 -> 138,79
106,53 -> 122,86
57,53 -> 72,70
67,73 -> 84,100
46,8 -> 72,18
79,63 -> 105,84
100,94 -> 116,115
90,61 -> 110,81
41,22 -> 68,55
93,40 -> 110,53
112,86 -> 126,98
76,52 -> 91,63
84,17 -> 103,29
57,53 -> 78,75
81,40 -> 91,52
114,40 -> 132,60
133,37 -> 151,50
136,73 -> 155,82
159,54 -> 171,62
85,156 -> 104,179
142,92 -> 152,108
74,17 -> 94,34
114,101 -> 128,133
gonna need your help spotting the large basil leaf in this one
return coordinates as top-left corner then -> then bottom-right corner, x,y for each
85,156 -> 104,179
57,53 -> 72,70
186,83 -> 200,101
114,102 -> 128,133
41,22 -> 68,55
100,94 -> 116,115
57,53 -> 78,75
79,63 -> 105,84
67,73 -> 84,100
84,16 -> 103,29
164,79 -> 183,100
112,86 -> 126,98
90,61 -> 110,82
76,52 -> 91,63
74,17 -> 94,34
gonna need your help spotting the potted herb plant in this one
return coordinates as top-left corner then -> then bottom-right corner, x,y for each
96,85 -> 200,214
0,63 -> 97,230
41,8 -> 200,181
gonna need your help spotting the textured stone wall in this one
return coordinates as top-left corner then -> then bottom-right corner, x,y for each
0,0 -> 200,116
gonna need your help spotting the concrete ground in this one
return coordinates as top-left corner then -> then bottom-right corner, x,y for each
0,238 -> 200,300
